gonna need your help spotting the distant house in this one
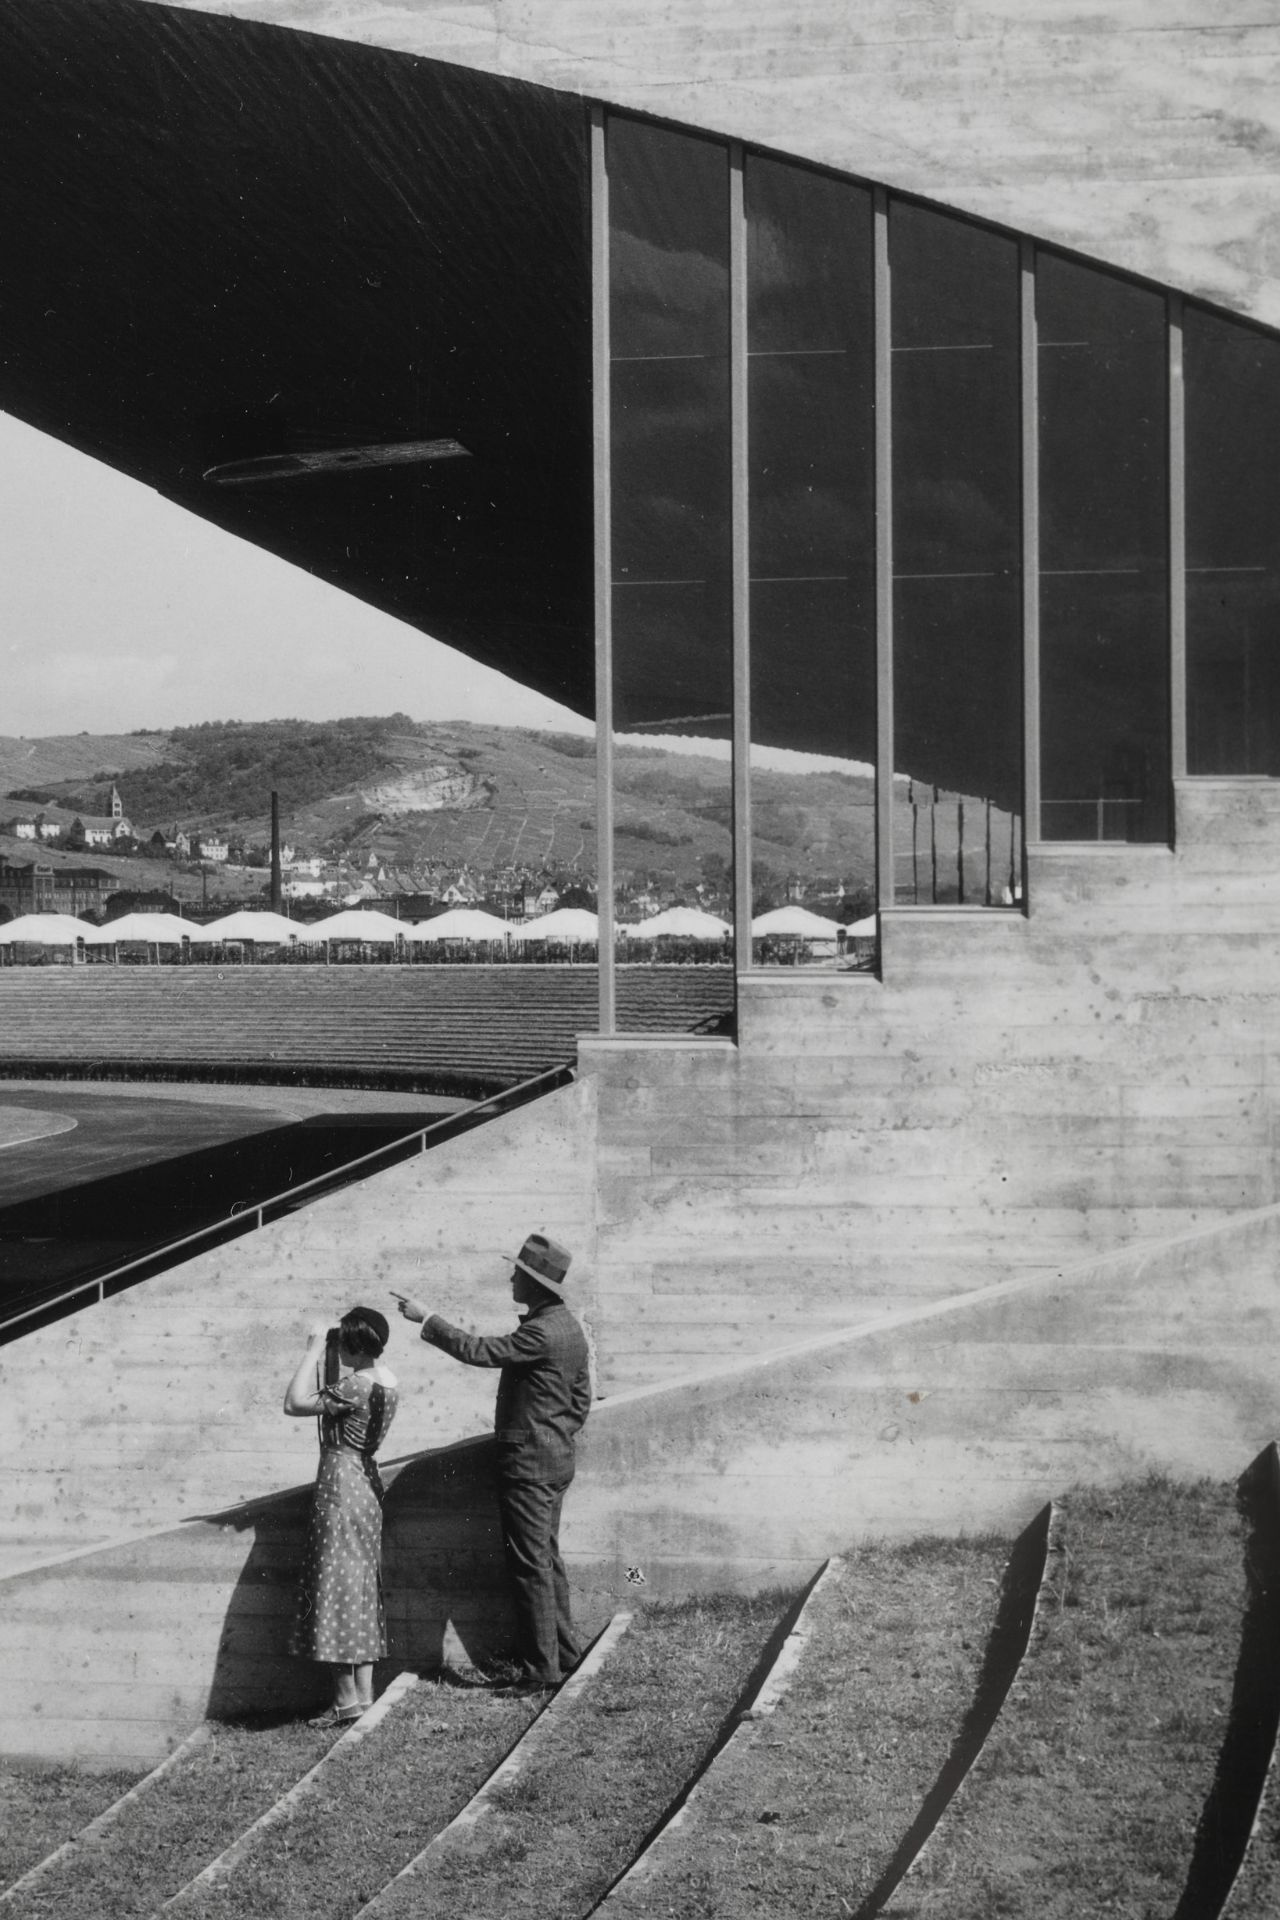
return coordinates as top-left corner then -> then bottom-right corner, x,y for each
194,835 -> 229,863
11,820 -> 37,841
533,885 -> 560,914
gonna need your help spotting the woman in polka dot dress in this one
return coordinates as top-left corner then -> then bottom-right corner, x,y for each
284,1305 -> 399,1725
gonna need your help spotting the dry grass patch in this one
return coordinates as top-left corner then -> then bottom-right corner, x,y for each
0,1720 -> 337,1920
605,1534 -> 1011,1919
903,1476 -> 1244,1920
172,1678 -> 541,1920
0,1760 -> 141,1890
375,1591 -> 791,1920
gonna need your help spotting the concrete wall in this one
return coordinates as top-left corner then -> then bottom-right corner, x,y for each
584,780 -> 1280,1395
150,0 -> 1280,326
6,1196 -> 1279,1766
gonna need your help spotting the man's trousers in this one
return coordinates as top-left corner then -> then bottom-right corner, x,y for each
496,1470 -> 579,1684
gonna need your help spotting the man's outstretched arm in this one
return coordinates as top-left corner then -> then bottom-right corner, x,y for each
392,1291 -> 546,1369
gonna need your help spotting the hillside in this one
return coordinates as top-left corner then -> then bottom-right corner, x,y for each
0,733 -> 173,791
0,717 -> 882,899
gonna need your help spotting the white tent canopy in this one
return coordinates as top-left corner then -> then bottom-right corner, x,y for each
627,906 -> 731,941
0,913 -> 91,944
845,913 -> 878,937
410,908 -> 513,942
83,912 -> 193,945
516,908 -> 599,942
189,909 -> 307,944
751,906 -> 843,938
310,908 -> 406,943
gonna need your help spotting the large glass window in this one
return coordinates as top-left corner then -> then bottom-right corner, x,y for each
1038,255 -> 1169,842
1185,306 -> 1280,774
608,118 -> 734,1010
746,156 -> 876,965
891,204 -> 1022,903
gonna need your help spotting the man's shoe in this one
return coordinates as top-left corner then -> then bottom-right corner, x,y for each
495,1677 -> 557,1697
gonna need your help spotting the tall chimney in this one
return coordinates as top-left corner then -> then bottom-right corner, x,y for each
270,790 -> 282,913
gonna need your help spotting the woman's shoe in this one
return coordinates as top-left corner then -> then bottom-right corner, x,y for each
306,1703 -> 364,1728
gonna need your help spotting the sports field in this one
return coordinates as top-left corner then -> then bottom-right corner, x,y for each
0,1080 -> 461,1332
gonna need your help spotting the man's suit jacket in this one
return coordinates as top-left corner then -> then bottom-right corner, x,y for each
422,1298 -> 591,1484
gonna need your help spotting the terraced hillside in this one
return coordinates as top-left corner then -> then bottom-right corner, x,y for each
0,965 -> 734,1094
0,718 -> 882,899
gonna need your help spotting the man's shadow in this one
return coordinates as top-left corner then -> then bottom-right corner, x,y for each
197,1435 -> 516,1721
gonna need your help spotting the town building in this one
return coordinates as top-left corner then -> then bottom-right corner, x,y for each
0,858 -> 111,919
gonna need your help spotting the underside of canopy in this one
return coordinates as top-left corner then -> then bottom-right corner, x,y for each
0,0 -> 596,716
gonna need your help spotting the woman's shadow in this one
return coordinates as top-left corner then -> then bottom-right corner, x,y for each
196,1435 -> 515,1721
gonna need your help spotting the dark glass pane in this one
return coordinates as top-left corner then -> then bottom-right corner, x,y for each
745,155 -> 875,968
613,581 -> 732,729
1185,306 -> 1280,774
609,118 -> 729,358
1040,574 -> 1170,843
890,203 -> 1021,901
749,354 -> 867,579
750,575 -> 875,758
612,357 -> 731,593
608,116 -> 732,1018
1038,253 -> 1169,838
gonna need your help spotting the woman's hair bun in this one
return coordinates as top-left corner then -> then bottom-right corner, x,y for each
340,1305 -> 390,1359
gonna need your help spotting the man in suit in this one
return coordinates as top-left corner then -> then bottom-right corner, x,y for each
393,1233 -> 591,1691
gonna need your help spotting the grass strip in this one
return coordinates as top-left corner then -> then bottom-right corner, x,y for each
0,1720 -> 338,1920
0,1761 -> 141,1891
374,1590 -> 792,1920
166,1679 -> 542,1920
603,1533 -> 1012,1918
904,1475 -> 1245,1920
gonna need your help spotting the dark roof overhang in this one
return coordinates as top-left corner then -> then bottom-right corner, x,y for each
0,0 -> 596,716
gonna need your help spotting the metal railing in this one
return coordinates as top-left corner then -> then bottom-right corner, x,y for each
0,1062 -> 576,1344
